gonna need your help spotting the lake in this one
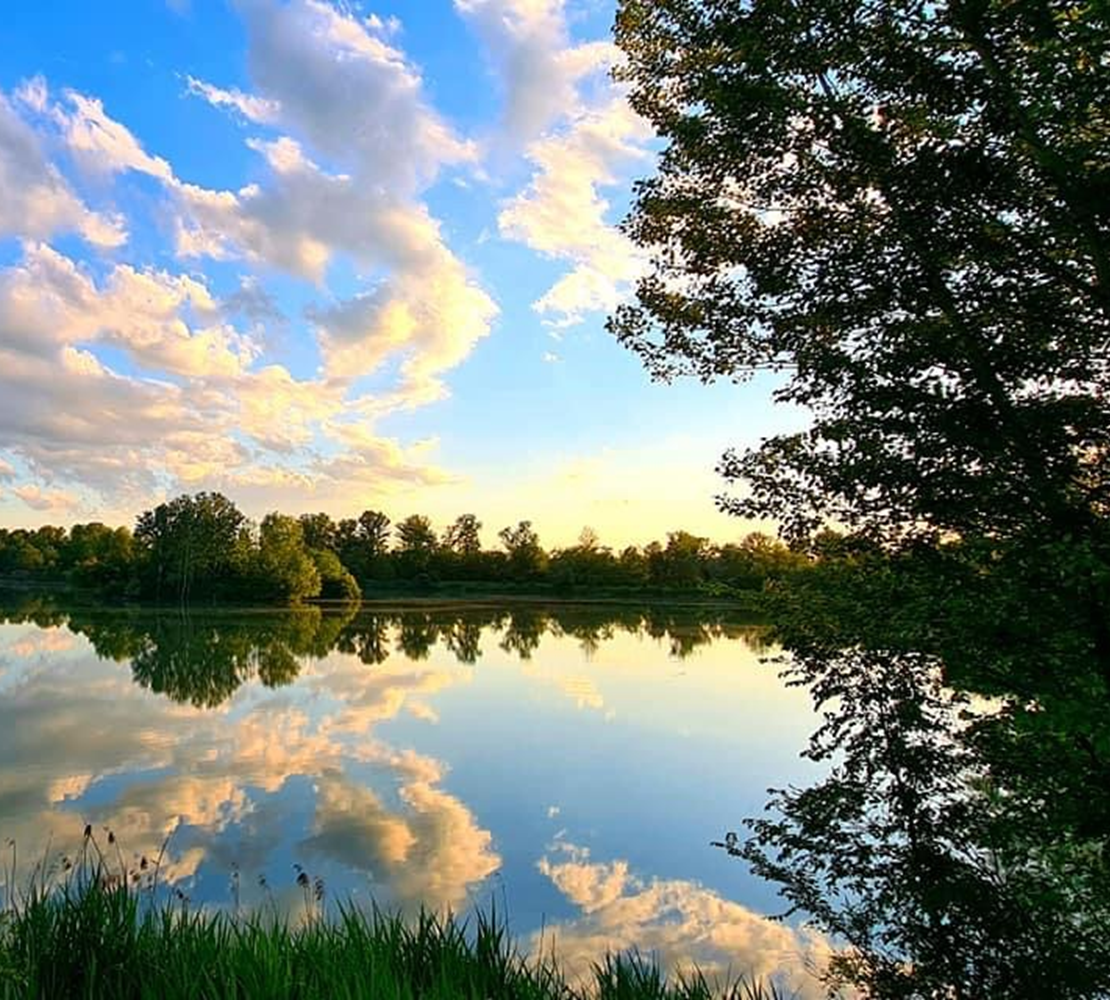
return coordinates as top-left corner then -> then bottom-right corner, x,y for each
0,598 -> 832,994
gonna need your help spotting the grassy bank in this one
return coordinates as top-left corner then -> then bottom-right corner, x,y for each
0,882 -> 787,1000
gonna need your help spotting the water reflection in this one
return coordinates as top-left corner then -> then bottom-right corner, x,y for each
0,594 -> 824,991
535,840 -> 832,997
0,595 -> 769,708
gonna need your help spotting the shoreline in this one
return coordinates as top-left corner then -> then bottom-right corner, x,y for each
0,577 -> 766,615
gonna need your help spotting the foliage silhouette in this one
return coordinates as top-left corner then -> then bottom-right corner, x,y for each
614,0 -> 1110,995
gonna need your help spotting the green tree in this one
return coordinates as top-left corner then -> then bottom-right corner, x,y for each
442,513 -> 483,555
661,530 -> 709,587
65,523 -> 135,590
134,493 -> 248,603
396,514 -> 438,553
358,510 -> 392,553
253,513 -> 321,604
298,512 -> 338,553
394,514 -> 439,581
617,545 -> 649,586
311,548 -> 361,602
337,510 -> 392,580
31,526 -> 65,569
0,530 -> 46,573
498,520 -> 547,580
612,0 -> 1110,543
614,1 -> 1110,994
712,532 -> 807,591
548,528 -> 623,589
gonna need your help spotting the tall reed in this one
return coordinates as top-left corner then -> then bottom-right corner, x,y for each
0,842 -> 793,1000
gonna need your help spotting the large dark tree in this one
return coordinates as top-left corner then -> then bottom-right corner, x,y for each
611,0 -> 1110,541
613,1 -> 1110,996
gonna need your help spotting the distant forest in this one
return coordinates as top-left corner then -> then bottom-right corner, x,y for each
0,491 -> 850,605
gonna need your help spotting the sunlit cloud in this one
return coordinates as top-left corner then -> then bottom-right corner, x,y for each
11,484 -> 81,513
500,92 -> 651,327
0,242 -> 253,377
0,91 -> 125,247
0,0 -> 752,539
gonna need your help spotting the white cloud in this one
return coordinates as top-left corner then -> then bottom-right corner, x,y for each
174,151 -> 500,403
454,0 -> 595,143
26,47 -> 495,396
312,436 -> 456,494
0,243 -> 457,508
0,242 -> 251,378
231,0 -> 475,187
0,59 -> 491,515
0,91 -> 125,247
219,275 -> 284,324
13,75 -> 48,113
500,93 -> 651,326
0,339 -> 211,497
455,1 -> 653,326
185,76 -> 281,124
173,140 -> 444,282
309,235 -> 498,389
50,89 -> 175,181
455,0 -> 623,148
0,1 -> 660,522
175,3 -> 501,395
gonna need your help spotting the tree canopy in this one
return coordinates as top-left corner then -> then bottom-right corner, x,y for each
611,0 -> 1110,541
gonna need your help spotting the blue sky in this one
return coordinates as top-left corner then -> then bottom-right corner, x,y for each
0,0 -> 802,546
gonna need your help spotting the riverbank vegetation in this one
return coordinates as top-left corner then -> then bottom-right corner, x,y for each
0,875 -> 785,1000
0,493 -> 822,605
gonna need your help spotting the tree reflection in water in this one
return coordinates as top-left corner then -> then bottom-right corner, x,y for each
0,593 -> 767,709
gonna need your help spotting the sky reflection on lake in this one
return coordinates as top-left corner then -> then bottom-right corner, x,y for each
0,600 -> 830,994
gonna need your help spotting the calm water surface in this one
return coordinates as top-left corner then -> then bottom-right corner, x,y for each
0,600 -> 830,993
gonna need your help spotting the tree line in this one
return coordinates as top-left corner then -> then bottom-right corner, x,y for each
0,491 -> 825,604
